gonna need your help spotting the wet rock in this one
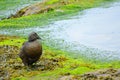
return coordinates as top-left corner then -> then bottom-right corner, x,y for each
0,44 -> 65,79
59,75 -> 73,80
59,69 -> 120,80
7,2 -> 54,19
0,34 -> 19,41
0,45 -> 20,79
81,69 -> 120,80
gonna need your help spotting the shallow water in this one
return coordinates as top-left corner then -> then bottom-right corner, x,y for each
0,0 -> 42,19
1,2 -> 120,61
65,4 -> 120,52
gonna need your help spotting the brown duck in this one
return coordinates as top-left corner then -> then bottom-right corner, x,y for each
19,32 -> 42,66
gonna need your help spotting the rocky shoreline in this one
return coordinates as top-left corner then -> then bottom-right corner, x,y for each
0,44 -> 120,79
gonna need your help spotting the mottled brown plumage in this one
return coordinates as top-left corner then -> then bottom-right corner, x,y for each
19,32 -> 42,66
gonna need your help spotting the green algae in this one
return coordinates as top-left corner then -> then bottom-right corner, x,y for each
0,35 -> 120,80
0,0 -> 120,79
